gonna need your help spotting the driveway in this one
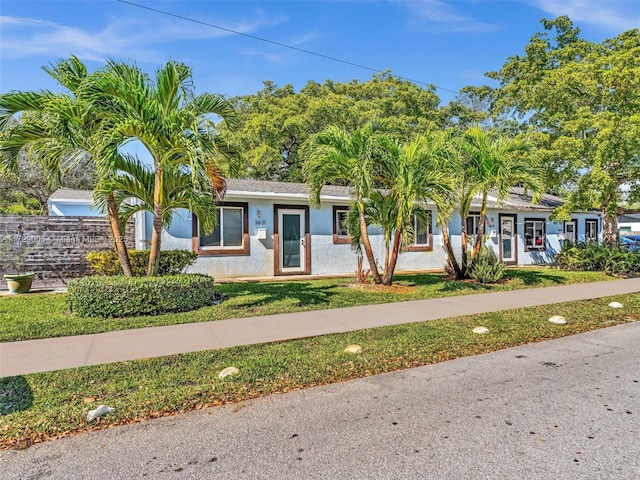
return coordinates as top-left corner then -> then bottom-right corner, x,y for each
3,322 -> 639,479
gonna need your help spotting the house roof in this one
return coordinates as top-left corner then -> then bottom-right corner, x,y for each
225,178 -> 352,200
480,187 -> 565,211
619,214 -> 640,223
48,188 -> 93,202
48,180 -> 566,211
225,178 -> 564,211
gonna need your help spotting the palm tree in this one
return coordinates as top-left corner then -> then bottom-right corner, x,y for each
459,128 -> 543,261
376,135 -> 453,285
303,121 -> 385,284
344,191 -> 434,282
88,60 -> 237,275
0,56 -> 134,276
94,154 -> 223,245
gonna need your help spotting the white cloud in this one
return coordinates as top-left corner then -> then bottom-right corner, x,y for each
0,11 -> 288,64
529,0 -> 640,32
393,0 -> 497,33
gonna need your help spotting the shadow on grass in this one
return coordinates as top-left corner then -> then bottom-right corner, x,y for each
218,281 -> 338,310
400,269 -> 569,292
0,376 -> 33,415
391,272 -> 450,286
396,273 -> 490,293
504,270 -> 566,286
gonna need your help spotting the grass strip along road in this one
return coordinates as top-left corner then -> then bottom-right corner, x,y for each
2,291 -> 638,450
0,269 -> 612,342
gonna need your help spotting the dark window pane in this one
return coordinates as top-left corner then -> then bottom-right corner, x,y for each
222,208 -> 243,247
414,212 -> 431,245
200,224 -> 221,247
466,216 -> 475,235
336,210 -> 348,236
283,214 -> 301,268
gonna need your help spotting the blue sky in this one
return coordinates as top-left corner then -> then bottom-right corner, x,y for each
1,1 -> 639,104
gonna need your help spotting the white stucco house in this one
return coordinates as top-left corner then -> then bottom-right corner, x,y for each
48,179 -> 602,279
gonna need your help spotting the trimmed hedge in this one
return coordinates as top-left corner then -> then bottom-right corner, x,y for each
67,274 -> 217,318
86,250 -> 198,276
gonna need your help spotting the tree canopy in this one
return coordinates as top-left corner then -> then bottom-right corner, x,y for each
218,71 -> 444,182
488,16 -> 640,246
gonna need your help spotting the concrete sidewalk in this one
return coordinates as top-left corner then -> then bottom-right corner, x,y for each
2,278 -> 640,377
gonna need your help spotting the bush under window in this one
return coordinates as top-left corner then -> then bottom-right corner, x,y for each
86,250 -> 198,276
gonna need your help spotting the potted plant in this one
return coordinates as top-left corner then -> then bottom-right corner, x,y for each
1,232 -> 35,294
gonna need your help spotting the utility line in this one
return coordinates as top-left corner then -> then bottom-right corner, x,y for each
116,0 -> 460,95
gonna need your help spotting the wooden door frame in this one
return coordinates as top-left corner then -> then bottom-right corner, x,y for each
273,204 -> 311,276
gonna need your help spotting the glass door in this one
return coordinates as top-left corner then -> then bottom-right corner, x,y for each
278,209 -> 306,273
500,215 -> 516,264
564,220 -> 577,244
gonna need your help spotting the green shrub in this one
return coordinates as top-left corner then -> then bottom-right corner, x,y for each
67,274 -> 217,318
86,250 -> 198,276
470,246 -> 506,284
554,241 -> 640,276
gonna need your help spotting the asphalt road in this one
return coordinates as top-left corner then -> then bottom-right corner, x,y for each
3,322 -> 640,479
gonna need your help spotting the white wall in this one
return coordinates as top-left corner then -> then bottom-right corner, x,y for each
158,199 -> 448,279
149,200 -> 601,280
47,201 -> 101,216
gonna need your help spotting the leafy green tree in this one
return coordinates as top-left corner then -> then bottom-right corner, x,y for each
488,16 -> 640,247
375,135 -> 452,284
459,127 -> 542,261
0,145 -> 95,214
305,127 -> 452,285
89,60 -> 237,275
304,121 -> 386,284
94,154 -> 221,240
219,71 -> 442,182
0,57 -> 133,275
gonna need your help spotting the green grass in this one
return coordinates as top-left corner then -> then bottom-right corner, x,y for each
0,268 -> 613,342
1,292 -> 638,450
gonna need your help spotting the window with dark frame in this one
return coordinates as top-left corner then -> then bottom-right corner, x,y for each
563,219 -> 577,243
332,206 -> 350,244
408,209 -> 433,252
200,206 -> 243,248
465,212 -> 491,240
585,219 -> 598,242
414,212 -> 431,246
465,212 -> 481,238
524,218 -> 546,251
194,202 -> 249,255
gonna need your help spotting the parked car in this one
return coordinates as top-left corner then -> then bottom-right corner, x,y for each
620,236 -> 640,251
622,234 -> 640,242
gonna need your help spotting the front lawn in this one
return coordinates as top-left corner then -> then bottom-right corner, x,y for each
0,268 -> 614,342
1,292 -> 638,449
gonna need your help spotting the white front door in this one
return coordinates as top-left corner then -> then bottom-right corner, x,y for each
500,215 -> 517,264
278,208 -> 306,273
564,220 -> 577,243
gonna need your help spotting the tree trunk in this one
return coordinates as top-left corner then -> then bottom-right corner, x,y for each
383,237 -> 390,274
382,227 -> 403,285
472,191 -> 489,261
146,169 -> 163,276
460,218 -> 469,277
358,202 -> 382,284
106,193 -> 132,277
441,223 -> 464,279
602,211 -> 619,248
